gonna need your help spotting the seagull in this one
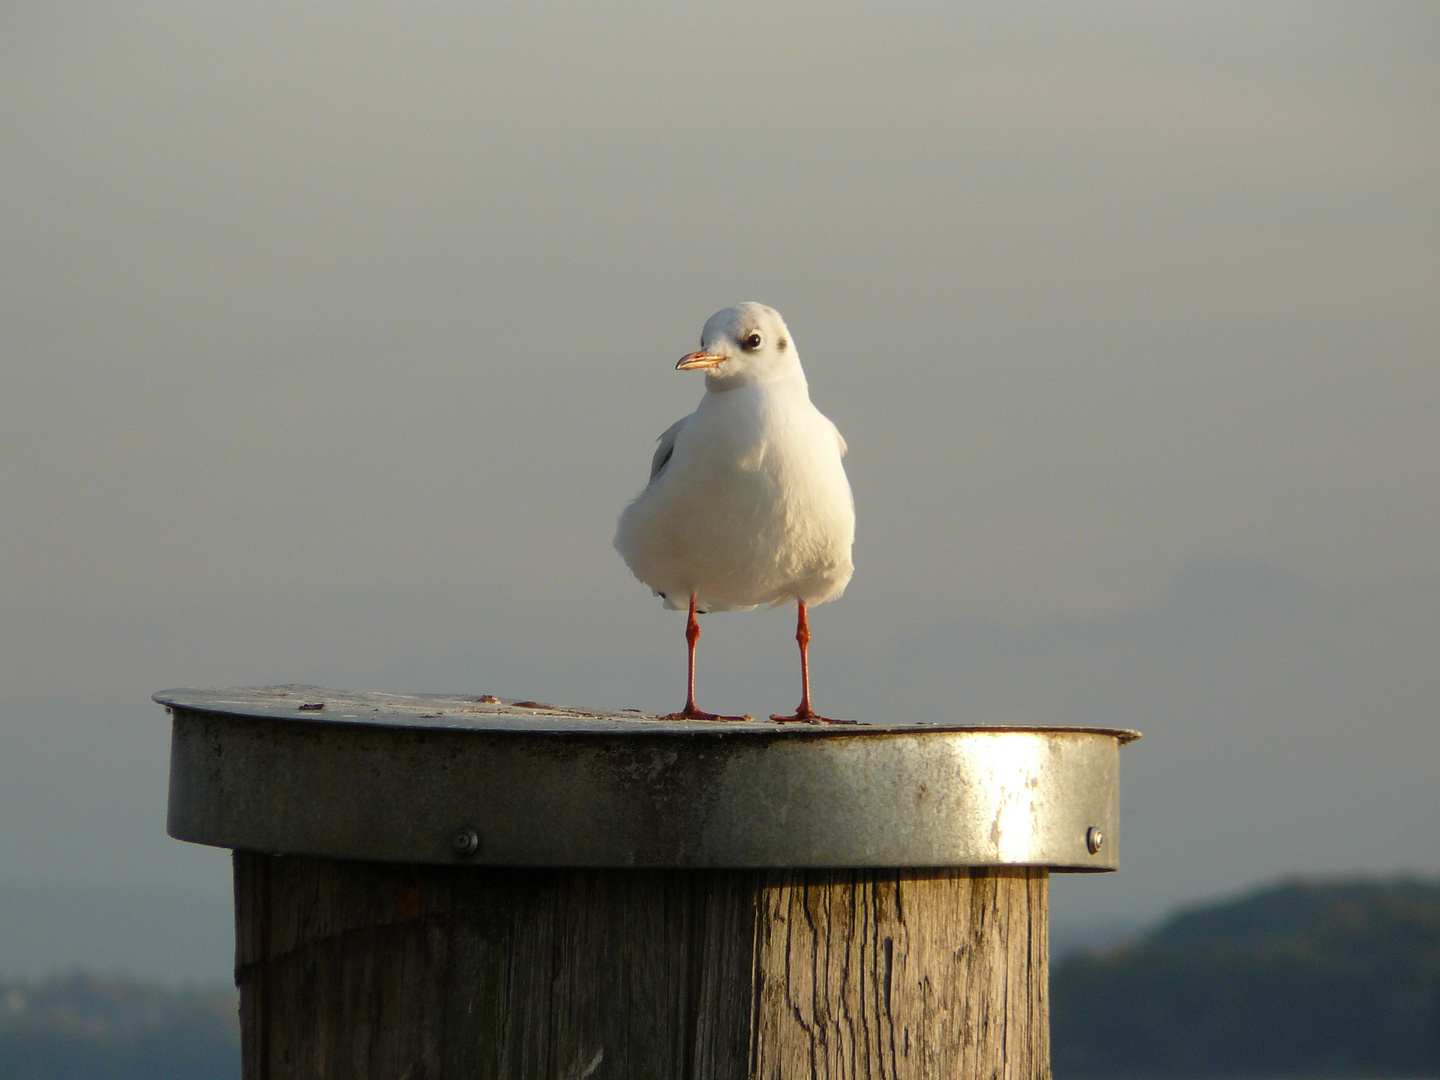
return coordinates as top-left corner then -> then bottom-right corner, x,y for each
615,303 -> 855,722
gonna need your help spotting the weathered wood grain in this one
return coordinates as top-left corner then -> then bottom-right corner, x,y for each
750,868 -> 1049,1080
234,853 -> 1048,1080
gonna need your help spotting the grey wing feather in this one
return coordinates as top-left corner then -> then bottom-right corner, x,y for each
648,415 -> 690,484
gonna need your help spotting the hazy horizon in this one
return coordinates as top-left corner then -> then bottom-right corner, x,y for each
2,1 -> 1437,973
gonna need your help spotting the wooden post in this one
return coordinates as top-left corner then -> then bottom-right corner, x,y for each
234,857 -> 1048,1079
161,686 -> 1134,1080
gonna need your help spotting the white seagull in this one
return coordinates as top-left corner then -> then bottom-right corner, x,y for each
615,303 -> 855,722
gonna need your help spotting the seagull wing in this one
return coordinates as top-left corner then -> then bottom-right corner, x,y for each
648,415 -> 690,484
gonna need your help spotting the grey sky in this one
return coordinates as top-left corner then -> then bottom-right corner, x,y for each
2,1 -> 1437,957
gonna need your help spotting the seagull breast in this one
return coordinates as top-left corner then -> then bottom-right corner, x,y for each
616,369 -> 854,613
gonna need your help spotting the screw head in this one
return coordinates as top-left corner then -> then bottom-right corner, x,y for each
451,827 -> 480,857
1086,827 -> 1105,854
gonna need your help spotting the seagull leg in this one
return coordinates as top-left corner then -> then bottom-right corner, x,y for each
794,600 -> 816,718
665,595 -> 754,722
771,601 -> 855,724
770,600 -> 830,723
680,595 -> 706,718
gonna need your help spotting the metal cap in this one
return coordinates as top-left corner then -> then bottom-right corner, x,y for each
160,686 -> 1138,871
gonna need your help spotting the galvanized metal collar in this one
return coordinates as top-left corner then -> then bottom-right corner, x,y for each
161,686 -> 1138,872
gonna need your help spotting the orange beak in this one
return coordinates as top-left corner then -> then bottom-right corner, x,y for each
676,350 -> 728,371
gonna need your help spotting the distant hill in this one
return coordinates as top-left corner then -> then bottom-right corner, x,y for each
0,972 -> 238,1080
1053,877 -> 1440,1077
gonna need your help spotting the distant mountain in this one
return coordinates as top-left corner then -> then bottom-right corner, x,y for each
1053,877 -> 1440,1077
0,972 -> 238,1080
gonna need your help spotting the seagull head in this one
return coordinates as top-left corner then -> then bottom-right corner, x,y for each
676,302 -> 804,389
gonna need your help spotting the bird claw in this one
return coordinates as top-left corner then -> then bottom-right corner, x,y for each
768,711 -> 858,725
664,707 -> 752,722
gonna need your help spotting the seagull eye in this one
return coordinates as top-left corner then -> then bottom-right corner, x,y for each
743,331 -> 763,351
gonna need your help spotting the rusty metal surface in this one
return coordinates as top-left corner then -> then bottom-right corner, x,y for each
160,685 -> 1137,871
